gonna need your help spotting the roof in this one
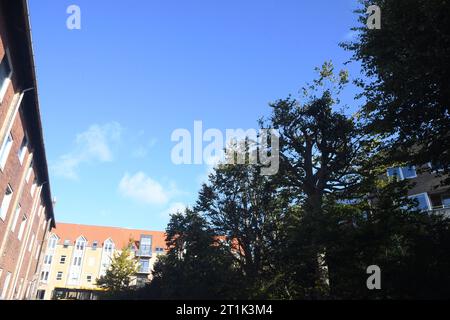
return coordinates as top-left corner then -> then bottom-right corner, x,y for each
52,223 -> 166,249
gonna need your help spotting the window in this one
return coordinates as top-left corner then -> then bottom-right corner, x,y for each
0,133 -> 13,170
0,184 -> 13,221
86,275 -> 92,283
56,272 -> 63,281
63,240 -> 71,248
11,204 -> 21,232
28,233 -> 35,252
139,235 -> 152,256
103,239 -> 114,253
387,166 -> 417,180
60,255 -> 67,264
75,238 -> 86,250
30,178 -> 37,196
1,272 -> 11,299
40,271 -> 49,282
17,135 -> 28,165
25,162 -> 33,183
37,290 -> 45,300
442,196 -> 450,208
18,214 -> 28,241
401,166 -> 417,179
44,255 -> 52,265
73,257 -> 82,266
409,193 -> 431,212
48,235 -> 58,249
156,247 -> 164,253
139,258 -> 150,273
0,49 -> 12,103
92,241 -> 98,250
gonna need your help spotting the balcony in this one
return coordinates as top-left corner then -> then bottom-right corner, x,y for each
137,258 -> 151,274
430,205 -> 450,217
136,244 -> 152,257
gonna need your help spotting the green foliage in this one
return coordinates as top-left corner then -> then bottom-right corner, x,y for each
96,244 -> 139,296
342,0 -> 450,176
141,210 -> 243,300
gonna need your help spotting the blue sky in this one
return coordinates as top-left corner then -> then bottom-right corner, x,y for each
28,0 -> 363,231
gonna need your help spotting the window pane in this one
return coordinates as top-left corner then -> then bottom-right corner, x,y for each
442,196 -> 450,208
387,167 -> 402,178
0,53 -> 11,89
401,166 -> 416,179
410,194 -> 430,211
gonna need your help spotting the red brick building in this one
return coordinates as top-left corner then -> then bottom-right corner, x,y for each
0,0 -> 55,300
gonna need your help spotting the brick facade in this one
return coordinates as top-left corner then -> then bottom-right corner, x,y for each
0,0 -> 55,300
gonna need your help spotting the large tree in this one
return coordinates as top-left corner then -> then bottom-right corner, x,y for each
342,0 -> 450,176
96,244 -> 139,296
265,62 -> 365,298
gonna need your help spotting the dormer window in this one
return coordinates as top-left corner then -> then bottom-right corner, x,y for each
103,239 -> 114,253
75,237 -> 87,250
48,234 -> 58,249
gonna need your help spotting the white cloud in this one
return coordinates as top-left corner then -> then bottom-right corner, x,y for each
52,122 -> 122,180
118,172 -> 177,205
161,202 -> 187,218
131,138 -> 157,159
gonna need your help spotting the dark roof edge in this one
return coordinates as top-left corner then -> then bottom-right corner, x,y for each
20,0 -> 55,228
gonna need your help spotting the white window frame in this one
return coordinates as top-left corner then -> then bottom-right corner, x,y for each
0,48 -> 13,105
35,244 -> 41,260
387,166 -> 417,180
56,272 -> 63,281
0,184 -> 13,221
17,134 -> 28,165
408,192 -> 432,212
25,161 -> 33,183
10,204 -> 21,232
17,214 -> 28,241
1,272 -> 12,299
48,234 -> 58,249
0,132 -> 13,171
30,178 -> 38,197
441,195 -> 450,208
28,233 -> 35,252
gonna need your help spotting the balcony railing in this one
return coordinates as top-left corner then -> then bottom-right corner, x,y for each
430,205 -> 450,217
138,259 -> 151,274
137,245 -> 152,257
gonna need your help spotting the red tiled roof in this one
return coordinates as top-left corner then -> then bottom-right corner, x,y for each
52,223 -> 166,250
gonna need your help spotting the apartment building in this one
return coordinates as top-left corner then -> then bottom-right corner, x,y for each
387,165 -> 449,215
0,0 -> 55,300
37,223 -> 166,300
